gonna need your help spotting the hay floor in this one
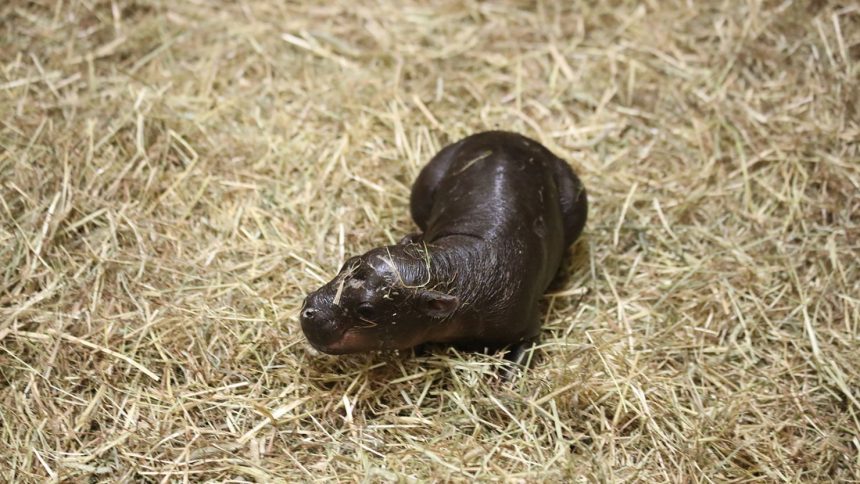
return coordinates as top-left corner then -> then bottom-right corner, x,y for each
2,0 -> 859,481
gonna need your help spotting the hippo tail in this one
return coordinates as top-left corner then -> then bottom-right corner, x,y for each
552,157 -> 588,247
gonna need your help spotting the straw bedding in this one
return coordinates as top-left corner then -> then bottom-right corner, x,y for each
1,0 -> 858,481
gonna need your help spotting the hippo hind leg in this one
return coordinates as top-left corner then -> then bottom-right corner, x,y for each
409,140 -> 461,230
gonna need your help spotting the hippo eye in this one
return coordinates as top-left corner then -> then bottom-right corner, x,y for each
356,303 -> 375,319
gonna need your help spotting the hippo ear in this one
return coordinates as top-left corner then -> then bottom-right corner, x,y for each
417,290 -> 459,318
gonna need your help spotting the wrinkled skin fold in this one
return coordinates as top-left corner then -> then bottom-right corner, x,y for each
300,131 -> 588,356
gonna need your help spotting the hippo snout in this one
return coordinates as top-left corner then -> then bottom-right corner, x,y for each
299,292 -> 343,349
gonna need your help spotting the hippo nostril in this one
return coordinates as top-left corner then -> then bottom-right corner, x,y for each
302,308 -> 318,319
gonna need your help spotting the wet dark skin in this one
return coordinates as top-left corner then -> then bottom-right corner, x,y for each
300,131 -> 587,367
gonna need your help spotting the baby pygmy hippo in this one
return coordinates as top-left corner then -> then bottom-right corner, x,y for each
300,131 -> 587,363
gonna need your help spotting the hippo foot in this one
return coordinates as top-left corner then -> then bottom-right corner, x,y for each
499,336 -> 540,382
399,232 -> 423,245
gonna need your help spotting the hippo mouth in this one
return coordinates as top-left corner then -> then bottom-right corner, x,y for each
306,327 -> 373,355
306,325 -> 423,355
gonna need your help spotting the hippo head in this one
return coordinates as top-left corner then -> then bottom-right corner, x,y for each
299,244 -> 460,354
